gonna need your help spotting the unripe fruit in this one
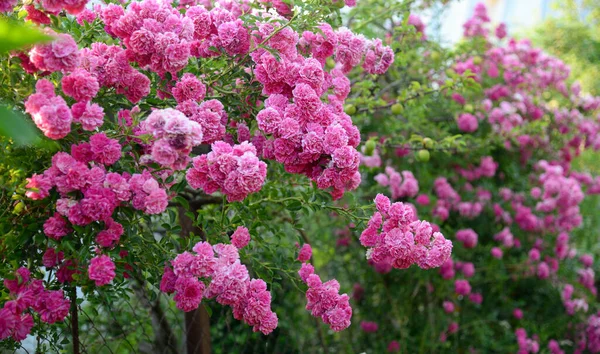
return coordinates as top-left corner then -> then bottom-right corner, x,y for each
417,149 -> 430,162
430,51 -> 441,62
332,0 -> 345,9
326,57 -> 336,70
465,104 -> 474,113
472,56 -> 483,65
364,139 -> 376,156
344,104 -> 357,115
423,138 -> 434,149
391,103 -> 404,115
13,201 -> 25,214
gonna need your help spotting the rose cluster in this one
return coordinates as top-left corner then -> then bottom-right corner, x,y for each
360,194 -> 452,270
585,312 -> 600,353
161,240 -> 278,335
248,19 -> 393,199
41,248 -> 79,284
431,177 -> 460,221
455,229 -> 478,249
231,226 -> 251,249
176,99 -> 228,145
102,0 -> 195,75
140,108 -> 204,170
534,160 -> 584,232
0,0 -> 17,12
24,79 -> 74,140
186,141 -> 267,202
26,135 -> 169,242
25,36 -> 153,138
29,30 -> 80,73
439,259 -> 476,280
88,255 -> 117,287
0,268 -> 70,341
562,284 -> 589,316
26,0 -> 88,18
515,328 -> 540,354
26,133 -> 170,289
456,156 -> 498,181
297,245 -> 352,332
78,42 -> 151,104
374,166 -> 419,200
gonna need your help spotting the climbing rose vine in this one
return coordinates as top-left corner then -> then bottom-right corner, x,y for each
0,0 -> 424,344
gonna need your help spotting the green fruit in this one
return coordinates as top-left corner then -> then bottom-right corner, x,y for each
391,103 -> 404,115
430,51 -> 441,62
423,138 -> 434,149
326,57 -> 336,70
417,149 -> 430,162
365,139 -> 376,156
473,56 -> 483,65
465,104 -> 474,113
332,0 -> 345,9
445,68 -> 455,77
13,201 -> 25,214
344,104 -> 357,115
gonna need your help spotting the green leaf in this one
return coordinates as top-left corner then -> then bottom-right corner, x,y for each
204,304 -> 212,317
172,195 -> 190,210
287,200 -> 303,211
0,105 -> 42,146
0,19 -> 52,53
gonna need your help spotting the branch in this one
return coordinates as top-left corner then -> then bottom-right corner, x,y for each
357,88 -> 444,113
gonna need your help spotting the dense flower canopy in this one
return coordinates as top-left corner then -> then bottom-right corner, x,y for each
0,0 -> 599,352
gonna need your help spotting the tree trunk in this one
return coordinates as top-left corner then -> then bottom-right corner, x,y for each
69,287 -> 80,354
185,305 -> 212,354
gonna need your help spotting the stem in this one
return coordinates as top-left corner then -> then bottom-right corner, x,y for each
69,287 -> 80,354
357,88 -> 444,113
314,318 -> 329,354
131,271 -> 178,354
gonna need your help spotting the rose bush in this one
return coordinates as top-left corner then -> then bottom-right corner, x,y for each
0,0 -> 599,352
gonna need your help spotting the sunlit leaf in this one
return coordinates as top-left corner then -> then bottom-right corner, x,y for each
0,19 -> 52,53
0,104 -> 41,146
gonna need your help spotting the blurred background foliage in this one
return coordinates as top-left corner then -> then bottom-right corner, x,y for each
530,0 -> 600,258
532,0 -> 600,95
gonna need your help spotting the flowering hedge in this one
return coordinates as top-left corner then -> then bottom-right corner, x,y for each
0,0 -> 599,352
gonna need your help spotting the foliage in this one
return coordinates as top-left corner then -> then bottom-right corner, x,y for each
531,0 -> 600,95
